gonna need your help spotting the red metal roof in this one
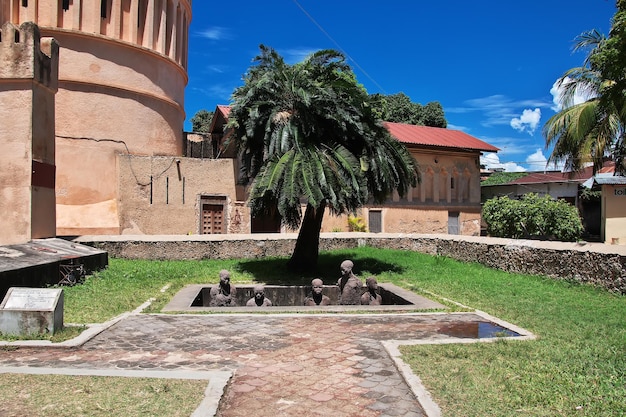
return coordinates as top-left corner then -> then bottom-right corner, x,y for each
509,171 -> 590,185
214,106 -> 499,153
216,105 -> 231,118
384,122 -> 499,152
507,162 -> 615,185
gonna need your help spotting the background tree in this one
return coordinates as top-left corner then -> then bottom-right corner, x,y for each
190,109 -> 214,133
422,102 -> 448,128
369,92 -> 447,127
544,1 -> 626,175
228,45 -> 418,271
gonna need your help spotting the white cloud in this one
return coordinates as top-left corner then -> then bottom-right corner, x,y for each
448,95 -> 551,129
510,108 -> 541,135
196,27 -> 232,40
207,65 -> 227,74
282,48 -> 319,64
446,123 -> 466,131
481,153 -> 527,172
190,83 -> 234,102
525,149 -> 548,171
550,77 -> 595,111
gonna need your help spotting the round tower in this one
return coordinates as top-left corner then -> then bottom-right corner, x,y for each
0,0 -> 191,235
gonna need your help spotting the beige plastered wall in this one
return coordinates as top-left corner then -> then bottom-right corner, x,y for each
321,207 -> 481,235
0,87 -> 33,245
0,22 -> 57,245
51,33 -> 186,236
117,147 -> 484,236
602,184 -> 626,245
117,155 -> 251,235
320,149 -> 483,235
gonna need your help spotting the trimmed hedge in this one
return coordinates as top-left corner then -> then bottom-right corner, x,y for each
482,193 -> 584,241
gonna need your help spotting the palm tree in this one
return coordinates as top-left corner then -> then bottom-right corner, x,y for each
228,45 -> 418,271
543,3 -> 626,175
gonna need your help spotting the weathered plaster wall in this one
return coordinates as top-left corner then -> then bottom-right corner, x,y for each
1,1 -> 192,236
117,155 -> 251,235
0,22 -> 58,245
53,33 -> 187,236
77,233 -> 626,294
319,206 -> 480,235
409,150 -> 482,205
603,184 -> 626,245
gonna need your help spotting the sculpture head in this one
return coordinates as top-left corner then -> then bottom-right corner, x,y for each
340,260 -> 354,276
253,285 -> 265,300
365,276 -> 378,290
311,278 -> 324,295
219,270 -> 231,286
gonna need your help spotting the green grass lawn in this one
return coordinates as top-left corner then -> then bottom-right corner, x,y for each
0,373 -> 207,417
4,246 -> 625,416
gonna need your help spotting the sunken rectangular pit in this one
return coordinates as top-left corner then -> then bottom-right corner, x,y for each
162,283 -> 447,313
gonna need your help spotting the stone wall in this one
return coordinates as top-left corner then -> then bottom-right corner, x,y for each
76,233 -> 626,294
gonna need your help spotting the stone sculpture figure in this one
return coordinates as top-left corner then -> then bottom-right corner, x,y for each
304,278 -> 331,306
337,260 -> 363,305
210,269 -> 237,306
246,285 -> 273,307
361,276 -> 382,305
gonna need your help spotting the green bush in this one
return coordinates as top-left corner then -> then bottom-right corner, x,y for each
482,193 -> 583,241
347,215 -> 368,232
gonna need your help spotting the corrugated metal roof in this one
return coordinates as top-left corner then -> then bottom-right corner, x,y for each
383,122 -> 499,152
216,105 -> 231,118
508,162 -> 617,185
509,170 -> 591,185
214,106 -> 499,153
593,174 -> 626,185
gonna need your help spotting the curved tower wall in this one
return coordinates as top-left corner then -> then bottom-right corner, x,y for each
0,0 -> 191,235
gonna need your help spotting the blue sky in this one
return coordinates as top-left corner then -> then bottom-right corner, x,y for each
184,1 -> 616,172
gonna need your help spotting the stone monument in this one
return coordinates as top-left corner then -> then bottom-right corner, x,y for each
0,287 -> 63,335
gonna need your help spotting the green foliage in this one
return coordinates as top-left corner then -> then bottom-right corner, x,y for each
421,101 -> 447,128
228,45 -> 418,229
347,215 -> 367,232
580,186 -> 602,201
368,92 -> 447,127
543,4 -> 626,174
480,172 -> 528,185
482,193 -> 584,241
190,109 -> 213,133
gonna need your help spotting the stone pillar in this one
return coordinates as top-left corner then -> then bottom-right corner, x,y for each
156,0 -> 167,54
0,22 -> 58,245
144,0 -> 155,48
129,0 -> 139,43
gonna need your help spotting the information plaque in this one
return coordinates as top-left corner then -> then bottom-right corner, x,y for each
0,287 -> 64,335
3,288 -> 61,310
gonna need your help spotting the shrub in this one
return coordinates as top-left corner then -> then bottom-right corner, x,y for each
482,193 -> 583,241
347,215 -> 367,232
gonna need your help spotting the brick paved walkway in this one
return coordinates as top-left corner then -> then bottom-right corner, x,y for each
0,312 -> 532,416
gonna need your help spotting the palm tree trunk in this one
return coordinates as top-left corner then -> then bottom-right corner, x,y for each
287,202 -> 326,272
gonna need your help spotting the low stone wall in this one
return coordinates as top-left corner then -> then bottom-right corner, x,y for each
75,233 -> 626,294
